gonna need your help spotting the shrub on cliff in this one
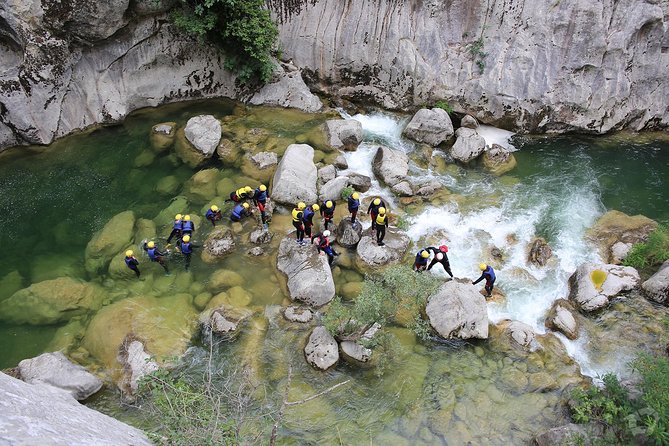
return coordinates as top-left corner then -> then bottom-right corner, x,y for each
171,0 -> 278,84
624,224 -> 669,270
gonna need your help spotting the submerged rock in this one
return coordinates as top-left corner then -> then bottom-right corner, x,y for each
482,144 -> 517,175
183,168 -> 219,202
497,320 -> 541,352
356,229 -> 410,268
304,326 -> 339,370
175,115 -> 221,167
402,108 -> 454,146
528,237 -> 553,267
642,260 -> 669,304
336,217 -> 363,248
372,145 -> 409,186
200,305 -> 253,341
201,228 -> 236,263
216,138 -> 242,166
249,70 -> 323,112
545,299 -> 580,340
272,144 -> 318,205
283,305 -> 314,323
535,423 -> 603,446
18,352 -> 102,401
323,119 -> 363,150
586,210 -> 657,262
568,263 -> 641,312
451,127 -> 486,163
249,228 -> 273,244
150,122 -> 176,152
426,280 -> 489,339
85,210 -> 135,275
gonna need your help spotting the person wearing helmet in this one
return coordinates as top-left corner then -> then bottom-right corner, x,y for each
181,214 -> 195,237
143,240 -> 169,273
124,250 -> 140,278
311,229 -> 340,266
347,192 -> 361,224
427,245 -> 453,278
375,207 -> 389,246
320,200 -> 336,230
226,186 -> 252,203
166,214 -> 183,244
413,249 -> 431,272
205,204 -> 222,227
252,184 -> 270,227
178,234 -> 199,270
473,263 -> 496,297
292,202 -> 307,245
303,203 -> 319,238
230,202 -> 252,222
367,197 -> 387,232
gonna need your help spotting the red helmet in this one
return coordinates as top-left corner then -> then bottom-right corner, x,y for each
439,245 -> 448,253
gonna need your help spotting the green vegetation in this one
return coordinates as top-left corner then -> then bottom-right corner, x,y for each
433,100 -> 454,114
467,37 -> 487,74
570,353 -> 669,445
624,225 -> 669,270
340,186 -> 354,200
395,214 -> 411,231
171,0 -> 278,83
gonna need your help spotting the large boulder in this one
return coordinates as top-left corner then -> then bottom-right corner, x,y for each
568,263 -> 641,312
482,144 -> 517,175
372,145 -> 409,187
183,168 -> 219,202
271,144 -> 318,205
425,280 -> 489,339
336,217 -> 363,248
249,70 -> 323,112
150,122 -> 176,152
356,229 -> 410,268
460,115 -> 479,129
545,299 -> 580,340
318,165 -> 337,184
402,108 -> 454,146
528,237 -> 553,267
346,172 -> 372,192
201,228 -> 236,263
0,372 -> 152,446
0,278 -> 106,325
586,210 -> 657,262
323,119 -> 363,150
304,326 -> 339,370
319,176 -> 350,202
277,237 -> 335,307
18,352 -> 102,401
84,210 -> 135,274
642,260 -> 669,304
175,115 -> 222,167
450,127 -> 486,163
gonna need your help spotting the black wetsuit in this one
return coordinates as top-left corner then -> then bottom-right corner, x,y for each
427,246 -> 454,277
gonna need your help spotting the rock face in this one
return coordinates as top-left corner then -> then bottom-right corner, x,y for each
304,326 -> 339,370
528,238 -> 553,267
426,280 -> 489,339
277,237 -> 335,307
482,144 -> 517,175
372,146 -> 409,187
0,372 -> 152,445
402,108 -> 454,145
249,68 -> 323,112
272,144 -> 318,205
202,228 -> 236,263
336,217 -> 363,248
270,1 -> 669,133
318,165 -> 337,184
324,119 -> 363,150
586,210 -> 657,262
356,229 -> 410,268
545,299 -> 580,340
568,263 -> 641,312
451,127 -> 486,163
18,352 -> 102,401
642,260 -> 669,304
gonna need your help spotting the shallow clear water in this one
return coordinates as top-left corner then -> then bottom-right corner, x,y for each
0,102 -> 668,444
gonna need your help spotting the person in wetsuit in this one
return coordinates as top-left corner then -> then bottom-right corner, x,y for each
311,230 -> 339,266
124,250 -> 140,278
226,186 -> 253,203
303,203 -> 319,239
205,205 -> 222,227
427,245 -> 454,278
320,200 -> 336,230
143,240 -> 169,273
473,263 -> 496,297
253,184 -> 269,227
348,192 -> 360,224
367,197 -> 387,232
178,235 -> 199,271
375,207 -> 389,246
166,214 -> 182,244
292,202 -> 307,245
413,249 -> 431,272
230,202 -> 252,222
181,215 -> 195,238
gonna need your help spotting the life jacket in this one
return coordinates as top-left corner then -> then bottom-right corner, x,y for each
182,221 -> 194,232
173,219 -> 182,230
181,242 -> 192,254
124,256 -> 136,267
485,266 -> 496,281
232,204 -> 245,219
254,189 -> 267,203
318,235 -> 330,248
415,252 -> 428,265
348,197 -> 360,210
292,208 -> 303,222
369,201 -> 384,214
303,208 -> 314,223
147,248 -> 157,260
235,187 -> 247,199
206,209 -> 214,219
376,214 -> 387,225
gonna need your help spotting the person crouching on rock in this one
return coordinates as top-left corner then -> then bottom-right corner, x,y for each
205,205 -> 222,227
427,245 -> 454,278
143,240 -> 169,274
367,197 -> 386,233
303,203 -> 319,239
375,207 -> 388,246
253,184 -> 269,228
320,200 -> 336,230
292,202 -> 307,245
413,249 -> 431,272
230,202 -> 252,222
166,214 -> 182,244
178,235 -> 198,271
124,250 -> 140,278
348,192 -> 360,224
312,230 -> 339,266
473,263 -> 496,297
226,186 -> 253,203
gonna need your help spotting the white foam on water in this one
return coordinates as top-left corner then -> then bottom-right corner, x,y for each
477,124 -> 517,151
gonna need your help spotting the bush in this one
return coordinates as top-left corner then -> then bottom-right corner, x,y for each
624,225 -> 669,270
340,186 -> 354,200
171,0 -> 278,84
433,100 -> 453,114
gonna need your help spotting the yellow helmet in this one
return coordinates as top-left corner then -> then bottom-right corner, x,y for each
259,184 -> 267,191
378,207 -> 386,214
182,235 -> 191,242
326,200 -> 333,208
184,215 -> 191,221
421,250 -> 430,259
125,250 -> 133,257
211,205 -> 219,212
242,202 -> 250,209
297,202 -> 306,210
245,186 -> 252,192
479,263 -> 487,271
147,241 -> 155,248
373,198 -> 381,205
175,214 -> 182,220
312,204 -> 320,211
352,192 -> 360,200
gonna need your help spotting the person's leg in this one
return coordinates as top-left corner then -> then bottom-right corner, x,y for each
185,254 -> 191,270
351,209 -> 357,223
445,262 -> 454,278
132,266 -> 140,278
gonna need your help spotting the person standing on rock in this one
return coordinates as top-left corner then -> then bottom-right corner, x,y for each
205,205 -> 222,227
303,203 -> 319,239
375,207 -> 389,246
473,263 -> 496,297
230,202 -> 252,222
368,197 -> 387,233
348,192 -> 361,225
226,186 -> 253,203
178,235 -> 198,270
413,249 -> 431,272
124,250 -> 140,278
320,200 -> 336,230
311,230 -> 339,266
252,184 -> 269,228
181,215 -> 195,238
166,214 -> 183,244
292,202 -> 307,245
427,245 -> 454,278
143,240 -> 169,274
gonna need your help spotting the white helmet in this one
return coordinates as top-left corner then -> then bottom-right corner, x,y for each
323,230 -> 331,237
436,253 -> 444,260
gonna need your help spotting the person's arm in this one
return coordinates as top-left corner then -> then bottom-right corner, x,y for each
367,202 -> 373,213
427,246 -> 439,254
472,273 -> 485,285
142,242 -> 148,252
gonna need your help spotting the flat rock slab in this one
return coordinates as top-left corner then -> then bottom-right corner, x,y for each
356,229 -> 410,268
426,280 -> 489,339
304,326 -> 339,370
202,228 -> 236,263
283,305 -> 314,323
18,352 -> 102,401
568,263 -> 640,312
277,237 -> 335,307
272,144 -> 318,205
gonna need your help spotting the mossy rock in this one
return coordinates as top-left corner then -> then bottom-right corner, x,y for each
107,245 -> 138,279
217,138 -> 242,166
216,177 -> 236,197
207,269 -> 245,293
174,127 -> 210,168
205,291 -> 230,311
340,281 -> 362,300
227,286 -> 252,307
133,149 -> 156,168
184,168 -> 220,203
150,122 -> 176,152
46,318 -> 87,353
85,210 -> 136,275
30,254 -> 85,283
193,292 -> 213,310
586,210 -> 657,261
155,175 -> 180,195
154,196 -> 189,227
0,270 -> 24,302
240,157 -> 276,184
134,218 -> 157,244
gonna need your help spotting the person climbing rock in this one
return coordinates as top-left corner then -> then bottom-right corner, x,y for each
312,230 -> 339,266
181,214 -> 195,238
413,249 -> 431,272
292,202 -> 307,245
253,184 -> 269,228
230,202 -> 252,222
427,245 -> 454,278
143,240 -> 169,274
124,250 -> 140,278
375,207 -> 389,246
320,200 -> 336,230
367,197 -> 387,233
178,235 -> 198,271
303,203 -> 319,239
226,186 -> 253,203
348,192 -> 361,224
473,263 -> 496,297
205,205 -> 222,227
166,214 -> 182,244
